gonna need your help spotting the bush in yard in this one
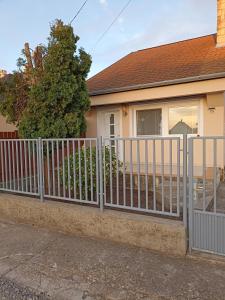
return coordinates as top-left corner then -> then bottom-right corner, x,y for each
61,145 -> 122,200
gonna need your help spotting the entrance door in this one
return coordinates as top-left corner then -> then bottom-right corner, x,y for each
98,110 -> 120,139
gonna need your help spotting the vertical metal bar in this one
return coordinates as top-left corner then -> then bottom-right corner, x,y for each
90,140 -> 93,202
38,138 -> 44,201
67,140 -> 71,199
46,140 -> 50,196
153,139 -> 156,211
188,138 -> 194,253
0,141 -> 1,188
19,141 -> 24,192
103,139 -> 107,205
57,140 -> 60,197
28,141 -> 32,192
84,140 -> 88,201
41,139 -> 45,198
116,139 -> 119,205
52,140 -> 56,196
130,140 -> 133,208
213,139 -> 217,213
24,140 -> 28,192
203,139 -> 206,211
62,140 -> 66,198
95,139 -> 99,205
183,134 -> 188,228
177,139 -> 181,216
78,140 -> 82,200
72,140 -> 77,199
4,141 -> 8,189
0,142 -> 4,188
16,141 -> 19,190
161,139 -> 164,212
109,139 -> 113,204
123,139 -> 126,206
169,139 -> 173,214
137,140 -> 141,208
99,137 -> 104,211
12,141 -> 16,191
32,140 -> 37,193
145,140 -> 149,210
8,141 -> 12,190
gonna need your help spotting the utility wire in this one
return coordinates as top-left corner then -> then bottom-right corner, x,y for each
93,0 -> 133,50
70,0 -> 89,24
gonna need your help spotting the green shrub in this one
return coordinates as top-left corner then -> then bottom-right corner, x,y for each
61,145 -> 121,199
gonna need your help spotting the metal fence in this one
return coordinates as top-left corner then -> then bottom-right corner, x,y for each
189,136 -> 225,255
0,136 -> 187,221
0,139 -> 40,196
102,136 -> 186,218
42,138 -> 99,205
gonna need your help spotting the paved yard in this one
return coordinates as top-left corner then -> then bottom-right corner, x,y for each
0,219 -> 225,299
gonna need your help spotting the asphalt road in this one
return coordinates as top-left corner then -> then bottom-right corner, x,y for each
0,276 -> 49,300
0,218 -> 225,299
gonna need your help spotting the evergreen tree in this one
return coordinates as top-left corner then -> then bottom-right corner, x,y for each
0,20 -> 92,138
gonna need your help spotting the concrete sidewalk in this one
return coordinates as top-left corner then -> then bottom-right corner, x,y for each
0,220 -> 225,300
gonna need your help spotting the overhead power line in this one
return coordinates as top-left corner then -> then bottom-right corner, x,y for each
70,0 -> 89,24
93,0 -> 133,49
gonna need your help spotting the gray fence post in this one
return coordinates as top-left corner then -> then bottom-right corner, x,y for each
38,137 -> 44,201
188,137 -> 193,253
98,136 -> 104,211
183,134 -> 188,229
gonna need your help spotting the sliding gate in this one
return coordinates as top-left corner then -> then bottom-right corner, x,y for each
189,136 -> 225,256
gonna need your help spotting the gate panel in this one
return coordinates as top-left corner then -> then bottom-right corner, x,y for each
192,211 -> 225,255
189,137 -> 225,256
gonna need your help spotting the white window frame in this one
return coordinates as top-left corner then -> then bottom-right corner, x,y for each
131,99 -> 203,137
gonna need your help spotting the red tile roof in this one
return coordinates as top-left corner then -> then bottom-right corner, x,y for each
88,34 -> 225,95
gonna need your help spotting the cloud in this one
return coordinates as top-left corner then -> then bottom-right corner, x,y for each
118,17 -> 124,24
99,0 -> 107,6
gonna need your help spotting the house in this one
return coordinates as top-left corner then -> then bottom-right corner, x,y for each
87,1 -> 225,140
0,70 -> 7,78
86,0 -> 225,171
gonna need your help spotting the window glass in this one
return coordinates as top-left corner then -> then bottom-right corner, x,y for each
110,114 -> 114,124
110,124 -> 115,135
169,106 -> 198,134
136,109 -> 162,136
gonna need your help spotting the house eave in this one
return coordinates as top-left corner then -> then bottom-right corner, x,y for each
88,72 -> 225,96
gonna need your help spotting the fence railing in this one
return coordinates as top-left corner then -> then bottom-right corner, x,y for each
0,136 -> 188,220
189,136 -> 225,213
42,138 -> 99,205
102,136 -> 186,218
0,139 -> 40,196
188,136 -> 225,254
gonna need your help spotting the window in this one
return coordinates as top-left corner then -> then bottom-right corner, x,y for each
136,109 -> 162,136
109,113 -> 116,147
169,106 -> 198,135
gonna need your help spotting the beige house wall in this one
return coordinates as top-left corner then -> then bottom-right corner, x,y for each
0,115 -> 17,132
86,83 -> 225,173
90,77 -> 225,106
87,92 -> 225,139
85,110 -> 97,138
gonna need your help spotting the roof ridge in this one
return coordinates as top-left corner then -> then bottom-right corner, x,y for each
131,33 -> 216,55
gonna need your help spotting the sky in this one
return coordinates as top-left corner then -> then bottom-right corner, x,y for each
0,0 -> 217,78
